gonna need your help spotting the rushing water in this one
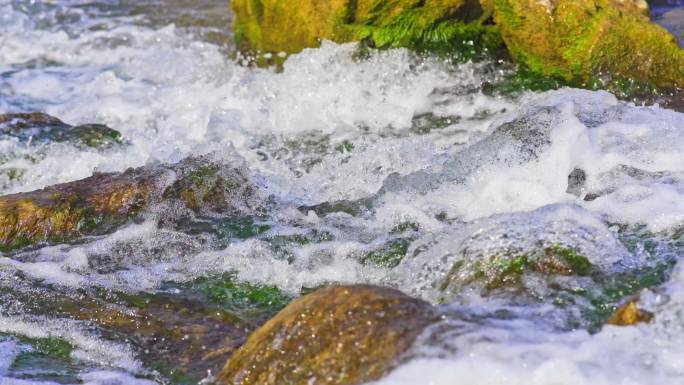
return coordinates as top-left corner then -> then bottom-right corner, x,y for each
1,1 -> 684,384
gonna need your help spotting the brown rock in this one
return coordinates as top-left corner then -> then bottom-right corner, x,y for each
606,297 -> 654,326
217,284 -> 438,385
0,155 -> 261,251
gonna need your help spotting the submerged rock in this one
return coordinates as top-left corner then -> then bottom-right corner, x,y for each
0,155 -> 263,252
440,245 -> 594,295
231,0 -> 503,61
0,274 -> 292,383
487,0 -> 684,89
0,112 -> 123,149
217,284 -> 438,385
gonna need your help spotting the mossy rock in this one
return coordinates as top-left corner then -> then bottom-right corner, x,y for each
0,169 -> 158,252
231,0 -> 504,62
360,238 -> 411,268
0,112 -> 123,149
161,156 -> 264,217
217,284 -> 438,385
0,273 -> 288,384
440,245 -> 594,296
488,0 -> 684,90
0,155 -> 262,251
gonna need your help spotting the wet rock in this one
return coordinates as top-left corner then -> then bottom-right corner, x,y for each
605,296 -> 654,326
655,6 -> 684,46
217,284 -> 438,385
0,112 -> 123,148
566,168 -> 587,197
0,274 -> 290,383
0,169 -> 159,252
660,89 -> 684,112
231,0 -> 503,61
488,0 -> 684,90
440,245 -> 594,296
380,106 -> 558,195
160,157 -> 262,217
299,197 -> 373,217
0,155 -> 263,251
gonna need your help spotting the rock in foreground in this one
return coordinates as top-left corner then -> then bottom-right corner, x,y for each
217,284 -> 438,385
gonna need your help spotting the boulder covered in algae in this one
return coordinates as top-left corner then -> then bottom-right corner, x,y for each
486,0 -> 684,89
232,0 -> 684,91
217,284 -> 438,385
0,155 -> 262,252
0,112 -> 123,148
231,0 -> 503,60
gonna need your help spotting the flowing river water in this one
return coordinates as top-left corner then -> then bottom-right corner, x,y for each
1,1 -> 684,384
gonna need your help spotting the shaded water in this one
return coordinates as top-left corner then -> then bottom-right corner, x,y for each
1,1 -> 684,384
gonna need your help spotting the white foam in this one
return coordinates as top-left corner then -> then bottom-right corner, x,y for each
0,316 -> 143,373
372,261 -> 684,385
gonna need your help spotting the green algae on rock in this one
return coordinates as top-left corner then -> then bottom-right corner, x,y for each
439,245 -> 594,296
360,238 -> 412,268
217,284 -> 438,385
0,155 -> 262,252
231,0 -> 504,61
0,169 -> 159,252
487,0 -> 684,90
230,0 -> 684,92
0,271 -> 293,384
0,112 -> 123,149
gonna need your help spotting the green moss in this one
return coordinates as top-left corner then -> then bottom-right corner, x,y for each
483,64 -> 568,96
441,246 -> 594,294
232,0 -> 506,62
483,254 -> 529,289
440,254 -> 530,296
490,0 -> 684,91
545,245 -> 593,276
7,335 -> 81,385
14,336 -> 74,360
63,124 -> 124,149
335,140 -> 354,153
148,359 -> 197,385
360,238 -> 411,268
29,338 -> 73,360
216,217 -> 271,240
1,168 -> 25,182
0,236 -> 33,253
348,17 -> 504,61
186,165 -> 219,187
583,260 -> 676,331
484,62 -> 669,101
189,273 -> 292,316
